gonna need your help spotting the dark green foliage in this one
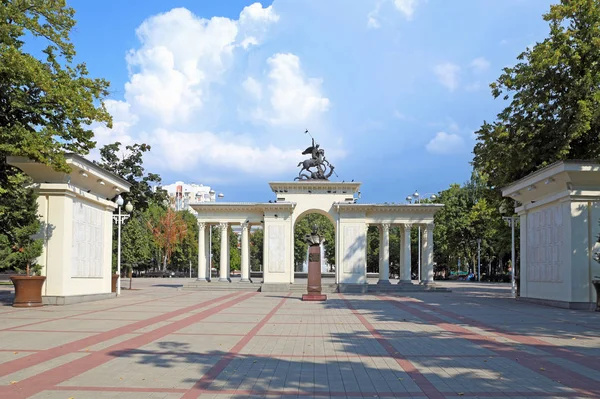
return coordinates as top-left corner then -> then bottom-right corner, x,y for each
96,142 -> 168,213
294,214 -> 335,271
0,1 -> 111,274
0,0 -> 111,172
0,168 -> 42,274
250,227 -> 263,271
474,0 -> 600,191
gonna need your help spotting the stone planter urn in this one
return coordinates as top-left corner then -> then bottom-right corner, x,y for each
10,276 -> 46,307
592,278 -> 600,312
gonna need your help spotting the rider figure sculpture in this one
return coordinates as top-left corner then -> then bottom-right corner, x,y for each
296,137 -> 335,180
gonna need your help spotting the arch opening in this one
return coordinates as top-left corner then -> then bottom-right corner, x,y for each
293,212 -> 336,274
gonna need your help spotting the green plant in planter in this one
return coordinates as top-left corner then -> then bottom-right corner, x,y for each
0,170 -> 43,276
0,222 -> 43,276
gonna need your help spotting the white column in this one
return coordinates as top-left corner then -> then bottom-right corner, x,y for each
420,225 -> 427,283
240,222 -> 251,283
401,224 -> 412,283
378,225 -> 384,281
219,222 -> 230,282
424,223 -> 434,284
197,222 -> 208,281
378,223 -> 391,284
398,227 -> 405,283
206,224 -> 211,280
365,224 -> 370,280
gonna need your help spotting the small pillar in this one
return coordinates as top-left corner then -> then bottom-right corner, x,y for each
240,222 -> 251,283
218,222 -> 230,282
302,226 -> 327,301
378,223 -> 391,284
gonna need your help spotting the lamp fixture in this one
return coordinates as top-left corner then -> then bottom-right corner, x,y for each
544,178 -> 555,185
79,171 -> 88,178
527,185 -> 536,191
97,179 -> 105,186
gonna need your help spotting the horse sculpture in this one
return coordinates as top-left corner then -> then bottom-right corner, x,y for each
295,145 -> 335,181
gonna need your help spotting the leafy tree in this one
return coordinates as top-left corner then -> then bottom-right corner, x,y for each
210,225 -> 220,271
474,0 -> 600,191
147,208 -> 188,270
0,0 -> 111,273
294,214 -> 335,271
204,224 -> 240,273
366,226 -> 379,273
229,227 -> 241,271
0,0 -> 111,172
0,172 -> 42,274
250,227 -> 263,271
121,214 -> 153,272
171,210 -> 198,273
96,142 -> 168,213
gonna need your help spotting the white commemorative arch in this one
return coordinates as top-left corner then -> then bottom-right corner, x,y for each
190,180 -> 442,292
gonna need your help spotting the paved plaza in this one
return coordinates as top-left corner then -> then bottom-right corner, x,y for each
0,280 -> 599,399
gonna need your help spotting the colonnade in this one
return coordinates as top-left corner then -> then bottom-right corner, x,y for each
372,223 -> 435,285
196,221 -> 252,283
197,219 -> 434,284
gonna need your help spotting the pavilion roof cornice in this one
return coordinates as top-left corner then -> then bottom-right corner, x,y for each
335,203 -> 444,213
190,202 -> 296,213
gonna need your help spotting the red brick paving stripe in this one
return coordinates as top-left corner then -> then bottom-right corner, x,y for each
49,386 -> 423,397
1,292 -> 257,399
440,392 -> 583,397
382,296 -> 600,398
404,298 -> 600,373
12,329 -> 122,334
0,350 -> 38,352
0,291 -> 196,332
44,385 -> 588,398
339,294 -> 444,399
204,389 -> 421,397
181,293 -> 292,399
48,386 -> 186,393
0,291 -> 240,379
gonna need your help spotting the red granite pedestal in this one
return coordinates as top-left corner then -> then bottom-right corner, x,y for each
302,244 -> 327,302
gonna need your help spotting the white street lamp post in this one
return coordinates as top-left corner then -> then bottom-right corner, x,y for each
502,215 -> 517,298
500,203 -> 517,298
113,195 -> 133,296
477,238 -> 481,282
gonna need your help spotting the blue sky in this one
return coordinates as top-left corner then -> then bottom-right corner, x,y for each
68,0 -> 556,203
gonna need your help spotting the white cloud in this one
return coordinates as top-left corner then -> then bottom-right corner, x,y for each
248,53 -> 330,126
239,2 -> 279,24
123,4 -> 279,124
243,77 -> 262,100
426,132 -> 465,154
151,129 -> 299,175
367,15 -> 381,29
470,57 -> 490,73
465,81 -> 482,92
434,62 -> 460,91
393,110 -> 407,120
367,1 -> 382,29
92,100 -> 137,152
394,0 -> 421,20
